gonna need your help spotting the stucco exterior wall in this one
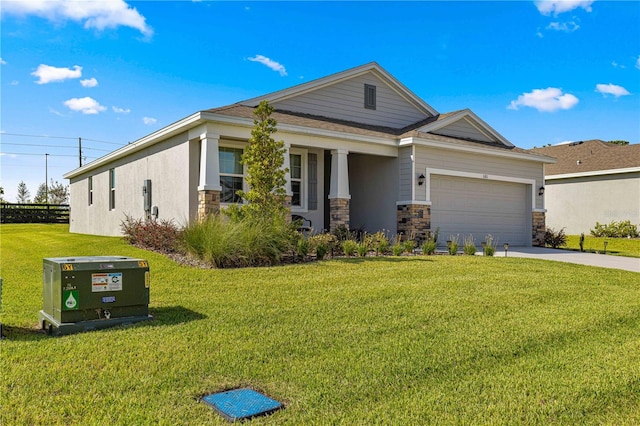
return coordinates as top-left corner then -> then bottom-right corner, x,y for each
545,172 -> 640,234
349,154 -> 398,233
69,133 -> 192,236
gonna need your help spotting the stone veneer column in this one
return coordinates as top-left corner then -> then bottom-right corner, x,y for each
330,198 -> 350,232
397,204 -> 431,244
197,132 -> 222,221
532,211 -> 546,247
197,190 -> 220,221
328,149 -> 351,232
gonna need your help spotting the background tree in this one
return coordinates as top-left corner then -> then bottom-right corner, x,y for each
0,186 -> 5,202
607,140 -> 629,146
34,180 -> 69,204
236,100 -> 288,221
16,180 -> 31,203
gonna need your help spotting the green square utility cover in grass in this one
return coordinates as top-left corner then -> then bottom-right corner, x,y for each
202,388 -> 283,422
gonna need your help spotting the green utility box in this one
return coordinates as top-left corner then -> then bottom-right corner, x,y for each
39,256 -> 152,336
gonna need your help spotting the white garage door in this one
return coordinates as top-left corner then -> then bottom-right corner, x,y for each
430,175 -> 529,246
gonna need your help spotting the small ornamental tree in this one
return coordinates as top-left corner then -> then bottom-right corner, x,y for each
237,100 -> 288,222
16,180 -> 30,203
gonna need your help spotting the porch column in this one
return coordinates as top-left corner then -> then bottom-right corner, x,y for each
283,142 -> 292,222
328,149 -> 350,232
197,132 -> 222,220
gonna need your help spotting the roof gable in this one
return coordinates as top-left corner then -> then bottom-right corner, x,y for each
240,62 -> 438,129
415,109 -> 514,147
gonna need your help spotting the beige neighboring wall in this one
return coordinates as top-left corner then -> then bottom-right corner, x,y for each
68,133 -> 193,236
545,171 -> 640,235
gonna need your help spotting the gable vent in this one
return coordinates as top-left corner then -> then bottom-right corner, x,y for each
364,84 -> 376,110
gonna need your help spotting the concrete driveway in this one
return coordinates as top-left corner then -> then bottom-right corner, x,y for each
495,247 -> 640,273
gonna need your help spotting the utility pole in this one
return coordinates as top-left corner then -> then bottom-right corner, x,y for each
79,137 -> 82,167
45,153 -> 49,203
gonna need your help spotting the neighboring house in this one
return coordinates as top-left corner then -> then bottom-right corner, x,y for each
64,62 -> 553,246
531,140 -> 640,235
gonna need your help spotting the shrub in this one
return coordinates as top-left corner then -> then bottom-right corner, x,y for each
367,231 -> 389,255
309,233 -> 337,259
296,235 -> 310,260
484,235 -> 496,256
357,243 -> 369,257
342,239 -> 358,257
121,214 -> 181,254
463,235 -> 477,256
421,240 -> 437,255
544,227 -> 567,249
403,239 -> 416,254
447,235 -> 459,255
392,243 -> 405,256
579,233 -> 585,252
590,220 -> 639,238
181,214 -> 294,268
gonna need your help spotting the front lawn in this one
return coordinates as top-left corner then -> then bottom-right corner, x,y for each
1,224 -> 639,424
565,235 -> 640,258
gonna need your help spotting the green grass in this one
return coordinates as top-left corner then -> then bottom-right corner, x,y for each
564,235 -> 640,258
1,224 -> 640,425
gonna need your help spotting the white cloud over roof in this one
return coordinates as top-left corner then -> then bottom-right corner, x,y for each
64,97 -> 106,114
2,0 -> 152,37
535,0 -> 594,16
596,83 -> 630,97
248,55 -> 288,76
32,64 -> 82,84
508,87 -> 579,112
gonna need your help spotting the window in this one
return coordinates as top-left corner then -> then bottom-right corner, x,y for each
88,176 -> 93,206
289,149 -> 307,210
290,153 -> 302,207
109,169 -> 115,210
364,84 -> 376,110
219,147 -> 244,203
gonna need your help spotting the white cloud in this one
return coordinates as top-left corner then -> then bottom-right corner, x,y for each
636,55 -> 640,70
508,87 -> 579,112
2,0 -> 153,38
546,21 -> 580,32
535,0 -> 594,16
63,97 -> 106,114
80,77 -> 98,87
112,106 -> 131,114
11,80 -> 19,86
596,83 -> 630,97
0,58 -> 6,65
32,64 -> 82,84
143,117 -> 157,125
248,55 -> 287,76
49,107 -> 65,117
611,61 -> 625,69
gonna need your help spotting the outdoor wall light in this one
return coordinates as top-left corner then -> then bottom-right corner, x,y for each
538,186 -> 545,196
503,242 -> 509,257
418,174 -> 426,186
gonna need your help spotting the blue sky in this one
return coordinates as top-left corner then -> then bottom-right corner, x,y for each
1,0 -> 639,201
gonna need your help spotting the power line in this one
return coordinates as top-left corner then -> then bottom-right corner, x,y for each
2,142 -> 111,152
1,132 -> 124,146
0,151 -> 81,158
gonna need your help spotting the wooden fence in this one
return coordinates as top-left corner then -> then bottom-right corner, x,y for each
0,203 -> 70,224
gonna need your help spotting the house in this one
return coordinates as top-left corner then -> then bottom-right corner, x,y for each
64,62 -> 554,246
531,140 -> 640,235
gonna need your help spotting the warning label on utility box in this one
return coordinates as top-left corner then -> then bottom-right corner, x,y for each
92,272 -> 123,292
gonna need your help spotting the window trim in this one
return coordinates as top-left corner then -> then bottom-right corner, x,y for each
289,148 -> 307,212
108,169 -> 115,210
219,142 -> 247,205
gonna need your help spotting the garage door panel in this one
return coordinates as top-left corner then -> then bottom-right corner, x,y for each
431,175 -> 529,246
